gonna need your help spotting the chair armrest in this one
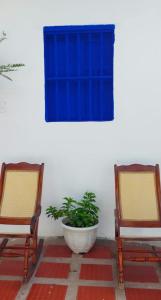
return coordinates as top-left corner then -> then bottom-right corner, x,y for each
30,205 -> 41,234
114,209 -> 120,238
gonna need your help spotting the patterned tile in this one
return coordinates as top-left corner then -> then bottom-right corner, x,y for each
44,245 -> 72,257
27,284 -> 67,300
80,264 -> 113,281
0,239 -> 160,300
77,286 -> 115,300
35,262 -> 70,278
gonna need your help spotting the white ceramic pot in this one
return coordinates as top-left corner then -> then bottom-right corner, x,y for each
61,219 -> 99,254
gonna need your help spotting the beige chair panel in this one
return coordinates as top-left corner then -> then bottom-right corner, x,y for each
0,170 -> 39,218
119,172 -> 159,221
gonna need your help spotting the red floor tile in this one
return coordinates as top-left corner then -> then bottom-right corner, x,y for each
27,284 -> 67,300
83,245 -> 113,259
0,280 -> 21,300
35,262 -> 70,278
153,247 -> 161,257
80,264 -> 113,281
124,265 -> 159,282
44,245 -> 72,257
124,245 -> 155,259
77,286 -> 115,300
124,251 -> 154,259
5,244 -> 24,255
0,260 -> 23,276
125,288 -> 161,300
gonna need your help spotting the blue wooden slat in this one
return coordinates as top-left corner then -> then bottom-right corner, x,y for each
54,35 -> 58,121
77,33 -> 81,121
88,33 -> 92,120
46,76 -> 112,80
65,34 -> 70,120
44,24 -> 115,33
100,32 -> 104,120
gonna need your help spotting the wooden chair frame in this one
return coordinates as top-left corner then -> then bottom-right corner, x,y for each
114,164 -> 161,287
0,162 -> 44,282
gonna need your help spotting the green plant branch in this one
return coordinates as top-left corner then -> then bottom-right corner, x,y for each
0,32 -> 25,80
0,31 -> 6,43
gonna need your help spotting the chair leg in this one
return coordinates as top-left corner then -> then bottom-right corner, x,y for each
117,238 -> 124,286
0,239 -> 8,255
24,237 -> 30,281
32,235 -> 38,264
32,222 -> 39,264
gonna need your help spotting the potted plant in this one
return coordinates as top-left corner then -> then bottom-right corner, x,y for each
46,192 -> 99,253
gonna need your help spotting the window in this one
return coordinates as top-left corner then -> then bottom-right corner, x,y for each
43,25 -> 115,122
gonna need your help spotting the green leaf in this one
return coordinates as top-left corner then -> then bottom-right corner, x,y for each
46,192 -> 99,227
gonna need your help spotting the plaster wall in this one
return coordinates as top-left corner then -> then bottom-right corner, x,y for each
0,0 -> 161,238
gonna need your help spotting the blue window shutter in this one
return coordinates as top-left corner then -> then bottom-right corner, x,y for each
43,25 -> 115,122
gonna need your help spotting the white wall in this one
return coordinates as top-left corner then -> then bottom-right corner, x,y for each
0,0 -> 161,238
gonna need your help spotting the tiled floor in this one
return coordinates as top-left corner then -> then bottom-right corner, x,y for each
0,238 -> 161,299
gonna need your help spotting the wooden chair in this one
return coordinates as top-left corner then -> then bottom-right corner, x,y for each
0,162 -> 44,282
114,164 -> 161,287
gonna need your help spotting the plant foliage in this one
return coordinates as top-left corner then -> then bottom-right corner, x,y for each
46,192 -> 99,227
0,31 -> 25,80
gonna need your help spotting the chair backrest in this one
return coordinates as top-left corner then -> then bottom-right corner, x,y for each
114,164 -> 161,227
0,162 -> 44,223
